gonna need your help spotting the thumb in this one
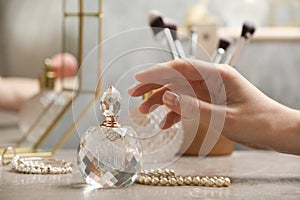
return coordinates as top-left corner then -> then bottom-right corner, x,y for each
162,90 -> 214,124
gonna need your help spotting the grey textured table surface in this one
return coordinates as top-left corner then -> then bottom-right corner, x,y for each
0,150 -> 300,200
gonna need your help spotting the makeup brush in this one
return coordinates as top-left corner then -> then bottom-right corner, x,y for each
189,26 -> 198,58
211,37 -> 232,64
164,18 -> 186,58
149,10 -> 179,60
224,21 -> 256,66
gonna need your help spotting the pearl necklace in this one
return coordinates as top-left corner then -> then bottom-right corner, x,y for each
136,169 -> 230,187
1,147 -> 73,175
11,155 -> 73,174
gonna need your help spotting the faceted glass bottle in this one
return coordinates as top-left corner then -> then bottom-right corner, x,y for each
125,90 -> 184,168
77,86 -> 142,188
128,105 -> 184,167
18,59 -> 69,142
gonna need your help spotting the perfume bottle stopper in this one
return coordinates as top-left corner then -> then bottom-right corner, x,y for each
100,86 -> 121,128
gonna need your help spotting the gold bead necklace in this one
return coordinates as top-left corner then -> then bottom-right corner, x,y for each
136,169 -> 230,187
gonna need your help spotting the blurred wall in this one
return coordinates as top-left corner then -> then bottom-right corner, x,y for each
1,0 -> 299,108
0,0 -> 63,77
237,42 -> 300,110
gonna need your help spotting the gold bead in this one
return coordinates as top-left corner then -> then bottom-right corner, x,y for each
200,177 -> 208,186
162,169 -> 172,177
169,177 -> 177,186
144,176 -> 152,185
169,169 -> 175,176
152,170 -> 160,177
184,176 -> 193,185
192,176 -> 201,185
224,177 -> 231,187
176,176 -> 184,186
208,178 -> 216,187
143,170 -> 149,175
216,178 -> 225,187
138,176 -> 145,184
152,177 -> 160,185
160,177 -> 168,186
157,169 -> 163,176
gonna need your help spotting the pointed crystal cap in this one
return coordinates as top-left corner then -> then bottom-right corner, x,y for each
100,86 -> 121,116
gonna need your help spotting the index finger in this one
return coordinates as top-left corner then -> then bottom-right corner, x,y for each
135,59 -> 218,84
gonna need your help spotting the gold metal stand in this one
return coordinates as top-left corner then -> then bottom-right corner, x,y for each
5,0 -> 103,157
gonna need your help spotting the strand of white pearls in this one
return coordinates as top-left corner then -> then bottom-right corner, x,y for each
11,155 -> 73,174
136,169 -> 231,187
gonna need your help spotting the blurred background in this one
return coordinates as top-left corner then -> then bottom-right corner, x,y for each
1,0 -> 300,150
1,0 -> 300,108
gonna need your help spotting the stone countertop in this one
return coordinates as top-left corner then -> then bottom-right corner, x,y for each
0,150 -> 299,200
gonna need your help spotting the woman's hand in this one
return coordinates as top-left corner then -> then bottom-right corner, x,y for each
128,59 -> 300,155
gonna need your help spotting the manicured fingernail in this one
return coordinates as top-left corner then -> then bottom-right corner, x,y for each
159,116 -> 167,129
138,102 -> 148,114
135,71 -> 146,81
163,91 -> 179,107
128,83 -> 138,95
128,87 -> 134,95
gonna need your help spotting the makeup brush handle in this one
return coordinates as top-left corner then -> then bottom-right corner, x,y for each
224,38 -> 246,66
190,32 -> 198,58
175,40 -> 186,58
163,28 -> 179,60
212,48 -> 225,64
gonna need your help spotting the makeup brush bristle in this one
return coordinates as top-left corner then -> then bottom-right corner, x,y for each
148,10 -> 165,35
164,18 -> 177,40
241,21 -> 256,39
218,37 -> 232,51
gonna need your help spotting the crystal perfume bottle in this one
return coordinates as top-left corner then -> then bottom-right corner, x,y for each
77,86 -> 142,188
127,91 -> 184,167
18,59 -> 69,145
